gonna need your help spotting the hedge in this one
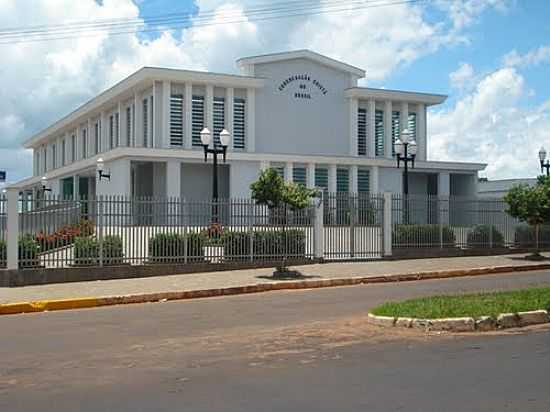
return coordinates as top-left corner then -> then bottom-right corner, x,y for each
74,235 -> 124,266
148,232 -> 205,263
223,229 -> 307,260
466,225 -> 505,248
392,224 -> 456,248
0,235 -> 41,268
514,225 -> 550,248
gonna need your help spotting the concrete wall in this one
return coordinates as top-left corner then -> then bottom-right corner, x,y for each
450,173 -> 477,197
229,161 -> 260,198
253,58 -> 352,156
180,163 -> 229,201
97,158 -> 131,197
378,167 -> 402,194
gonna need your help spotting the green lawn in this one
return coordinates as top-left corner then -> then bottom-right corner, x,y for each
370,287 -> 550,319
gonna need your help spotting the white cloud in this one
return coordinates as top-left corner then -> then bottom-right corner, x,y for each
502,45 -> 550,68
429,66 -> 550,179
449,62 -> 474,89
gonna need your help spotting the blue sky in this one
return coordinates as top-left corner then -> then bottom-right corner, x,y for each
1,0 -> 550,183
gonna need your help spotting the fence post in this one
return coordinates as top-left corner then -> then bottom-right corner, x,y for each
383,192 -> 392,257
98,196 -> 103,267
6,188 -> 19,270
313,194 -> 324,259
248,200 -> 254,262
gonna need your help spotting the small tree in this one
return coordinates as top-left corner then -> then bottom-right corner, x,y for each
251,168 -> 315,275
505,176 -> 550,258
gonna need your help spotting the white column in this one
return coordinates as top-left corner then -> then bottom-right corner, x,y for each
384,100 -> 393,159
6,188 -> 19,270
400,101 -> 409,137
328,164 -> 337,193
184,83 -> 193,149
134,92 -> 143,147
417,103 -> 426,161
383,192 -> 393,257
226,87 -> 234,149
367,99 -> 376,157
73,174 -> 80,199
349,97 -> 358,156
117,101 -> 122,148
370,166 -> 379,194
152,82 -> 157,148
284,162 -> 293,183
206,84 -> 214,135
306,163 -> 315,189
438,172 -> 450,197
120,103 -> 127,147
100,111 -> 107,152
350,165 -> 358,193
166,160 -> 181,197
162,81 -> 171,148
246,88 -> 255,152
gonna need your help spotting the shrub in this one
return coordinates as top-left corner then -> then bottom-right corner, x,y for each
148,232 -> 205,263
0,235 -> 41,268
392,224 -> 456,248
74,235 -> 124,266
223,229 -> 307,259
514,224 -> 550,248
466,225 -> 505,248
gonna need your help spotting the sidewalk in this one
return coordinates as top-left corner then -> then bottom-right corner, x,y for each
2,253 -> 550,310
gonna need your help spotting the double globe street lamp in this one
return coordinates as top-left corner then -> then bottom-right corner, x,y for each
394,129 -> 417,224
200,127 -> 231,222
538,147 -> 550,176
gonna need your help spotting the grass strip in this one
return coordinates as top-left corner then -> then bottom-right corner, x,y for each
370,287 -> 550,319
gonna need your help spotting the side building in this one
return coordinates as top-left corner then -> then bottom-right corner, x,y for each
13,50 -> 485,200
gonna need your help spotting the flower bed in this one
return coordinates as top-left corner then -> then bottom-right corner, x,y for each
36,219 -> 95,253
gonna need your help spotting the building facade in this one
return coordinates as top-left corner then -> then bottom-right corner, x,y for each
14,50 -> 485,199
478,178 -> 537,198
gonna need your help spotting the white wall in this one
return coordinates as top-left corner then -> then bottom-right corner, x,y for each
229,161 -> 261,198
378,167 -> 402,194
96,158 -> 131,197
180,163 -> 229,201
253,58 -> 352,156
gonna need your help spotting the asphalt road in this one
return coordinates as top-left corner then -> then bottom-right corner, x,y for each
2,270 -> 550,411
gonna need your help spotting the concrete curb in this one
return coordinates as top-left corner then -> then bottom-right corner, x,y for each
2,262 -> 550,316
367,310 -> 550,332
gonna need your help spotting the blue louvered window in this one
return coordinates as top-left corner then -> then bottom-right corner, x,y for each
358,168 -> 370,193
392,111 -> 400,156
357,108 -> 367,156
170,94 -> 184,147
213,97 -> 225,148
408,112 -> 417,142
293,166 -> 307,186
192,95 -> 204,147
233,98 -> 246,150
375,110 -> 384,157
315,167 -> 328,190
336,168 -> 349,192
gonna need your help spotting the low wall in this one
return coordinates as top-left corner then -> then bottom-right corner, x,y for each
388,247 -> 548,260
0,258 -> 321,287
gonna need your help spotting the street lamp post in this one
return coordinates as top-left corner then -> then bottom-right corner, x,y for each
394,129 -> 417,224
539,147 -> 550,176
201,128 -> 231,222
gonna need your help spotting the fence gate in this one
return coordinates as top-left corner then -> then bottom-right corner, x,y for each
323,192 -> 384,260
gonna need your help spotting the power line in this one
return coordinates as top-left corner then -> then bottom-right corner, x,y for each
0,0 -> 425,45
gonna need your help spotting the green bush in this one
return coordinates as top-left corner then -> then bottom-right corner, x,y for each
514,225 -> 550,248
74,235 -> 124,266
222,229 -> 307,259
466,225 -> 505,248
0,235 -> 41,268
392,224 -> 456,248
148,232 -> 205,263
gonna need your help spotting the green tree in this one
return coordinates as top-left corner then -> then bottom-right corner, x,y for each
505,176 -> 550,257
250,168 -> 316,275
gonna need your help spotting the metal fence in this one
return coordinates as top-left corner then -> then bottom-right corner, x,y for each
1,192 -> 546,270
390,194 -> 539,249
323,192 -> 384,259
7,195 -> 316,269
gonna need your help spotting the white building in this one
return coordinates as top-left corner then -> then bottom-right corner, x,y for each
14,50 -> 485,199
478,178 -> 537,198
